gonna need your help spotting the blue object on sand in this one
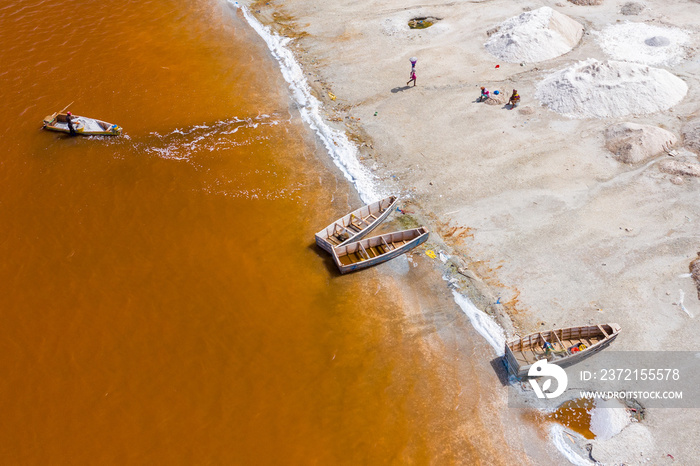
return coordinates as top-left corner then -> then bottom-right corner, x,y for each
494,90 -> 500,95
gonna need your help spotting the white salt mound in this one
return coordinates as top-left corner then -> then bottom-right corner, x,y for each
590,398 -> 630,441
597,22 -> 690,66
605,122 -> 676,163
485,7 -> 583,63
536,59 -> 688,118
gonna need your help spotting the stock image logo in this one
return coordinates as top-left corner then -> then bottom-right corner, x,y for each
509,352 -> 699,409
528,360 -> 568,399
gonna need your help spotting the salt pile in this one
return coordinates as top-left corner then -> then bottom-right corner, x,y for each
485,7 -> 583,63
605,122 -> 676,163
596,22 -> 690,66
589,399 -> 630,441
536,59 -> 688,118
621,2 -> 645,15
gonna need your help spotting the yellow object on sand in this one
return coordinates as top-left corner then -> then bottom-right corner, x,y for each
328,91 -> 336,100
425,250 -> 436,259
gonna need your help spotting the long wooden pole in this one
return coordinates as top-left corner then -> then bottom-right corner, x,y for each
58,101 -> 74,115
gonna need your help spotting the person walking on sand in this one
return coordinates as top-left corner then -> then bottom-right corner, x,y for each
479,86 -> 490,102
407,68 -> 417,87
407,56 -> 417,87
508,89 -> 520,108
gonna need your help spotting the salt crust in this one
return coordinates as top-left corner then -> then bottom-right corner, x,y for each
591,423 -> 655,464
485,7 -> 583,63
690,253 -> 700,300
596,22 -> 690,66
681,118 -> 700,154
658,159 -> 700,177
536,59 -> 688,118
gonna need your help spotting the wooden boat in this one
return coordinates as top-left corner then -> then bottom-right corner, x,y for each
503,323 -> 621,378
332,227 -> 429,274
43,111 -> 122,136
315,195 -> 398,254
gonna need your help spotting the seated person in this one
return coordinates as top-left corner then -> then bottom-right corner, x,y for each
509,89 -> 520,108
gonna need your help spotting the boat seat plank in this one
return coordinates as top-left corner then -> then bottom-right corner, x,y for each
380,237 -> 393,252
552,331 -> 567,353
327,236 -> 341,245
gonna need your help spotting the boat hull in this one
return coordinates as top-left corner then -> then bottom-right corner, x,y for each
315,196 -> 398,254
504,323 -> 621,379
42,112 -> 122,136
332,227 -> 429,274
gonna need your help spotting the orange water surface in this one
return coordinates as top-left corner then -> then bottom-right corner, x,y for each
0,1 -> 531,463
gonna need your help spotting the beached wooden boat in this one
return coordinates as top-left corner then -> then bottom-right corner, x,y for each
315,195 -> 398,254
332,227 -> 429,274
504,323 -> 621,378
43,111 -> 122,136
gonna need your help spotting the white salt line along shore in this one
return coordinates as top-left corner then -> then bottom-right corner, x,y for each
228,0 -> 383,204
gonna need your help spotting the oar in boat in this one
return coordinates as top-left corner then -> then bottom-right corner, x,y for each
58,101 -> 74,114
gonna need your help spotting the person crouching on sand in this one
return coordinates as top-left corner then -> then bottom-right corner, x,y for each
479,86 -> 490,102
509,89 -> 520,108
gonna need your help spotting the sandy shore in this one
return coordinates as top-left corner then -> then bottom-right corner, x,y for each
239,0 -> 700,463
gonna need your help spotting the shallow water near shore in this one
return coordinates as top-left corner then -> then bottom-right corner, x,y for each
0,0 -> 539,463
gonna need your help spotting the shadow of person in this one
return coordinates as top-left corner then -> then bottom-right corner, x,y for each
391,86 -> 413,93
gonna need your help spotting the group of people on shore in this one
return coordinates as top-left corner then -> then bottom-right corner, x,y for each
404,58 -> 520,108
480,86 -> 520,108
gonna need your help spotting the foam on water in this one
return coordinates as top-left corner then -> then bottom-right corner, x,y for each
228,1 -> 382,204
130,116 -> 278,161
451,290 -> 505,356
202,184 -> 302,200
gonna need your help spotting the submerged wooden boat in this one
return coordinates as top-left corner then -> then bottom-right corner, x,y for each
504,323 -> 621,378
43,111 -> 122,136
332,227 -> 429,274
315,196 -> 398,254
